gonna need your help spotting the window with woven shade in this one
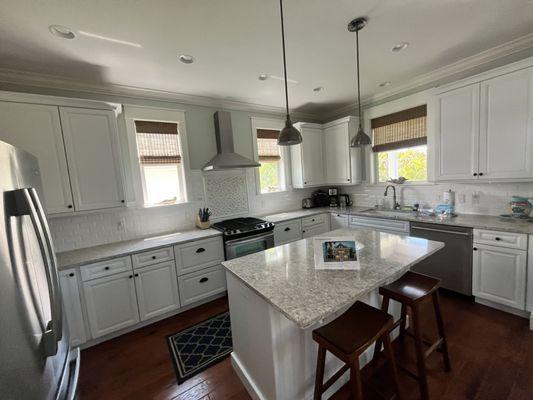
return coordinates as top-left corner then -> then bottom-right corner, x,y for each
372,105 -> 428,183
134,120 -> 186,205
256,129 -> 286,193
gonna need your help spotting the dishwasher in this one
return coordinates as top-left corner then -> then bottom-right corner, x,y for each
410,222 -> 473,296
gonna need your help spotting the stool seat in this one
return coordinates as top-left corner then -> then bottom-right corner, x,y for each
314,301 -> 392,357
379,271 -> 440,304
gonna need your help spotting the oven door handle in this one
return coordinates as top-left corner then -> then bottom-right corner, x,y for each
225,231 -> 274,247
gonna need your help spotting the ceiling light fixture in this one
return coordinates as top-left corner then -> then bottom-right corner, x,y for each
379,81 -> 392,87
313,86 -> 324,92
258,74 -> 268,81
78,30 -> 142,47
178,54 -> 195,64
391,42 -> 409,53
276,0 -> 302,146
348,17 -> 371,148
49,25 -> 75,39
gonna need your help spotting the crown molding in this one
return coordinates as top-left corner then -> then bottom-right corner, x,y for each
0,67 -> 322,122
321,32 -> 533,122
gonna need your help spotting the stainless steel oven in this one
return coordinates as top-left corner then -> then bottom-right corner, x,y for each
224,231 -> 275,260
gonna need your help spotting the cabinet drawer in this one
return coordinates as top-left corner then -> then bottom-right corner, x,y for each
473,229 -> 527,250
302,222 -> 330,239
349,216 -> 409,234
274,219 -> 302,245
302,213 -> 328,228
178,265 -> 227,306
174,237 -> 224,276
132,246 -> 174,269
80,256 -> 132,282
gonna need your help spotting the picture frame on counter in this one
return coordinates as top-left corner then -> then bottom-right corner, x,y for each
313,236 -> 361,270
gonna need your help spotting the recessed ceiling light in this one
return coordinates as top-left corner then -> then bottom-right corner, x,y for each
49,25 -> 75,39
258,74 -> 268,81
313,86 -> 324,92
391,42 -> 409,53
379,81 -> 392,87
178,54 -> 195,64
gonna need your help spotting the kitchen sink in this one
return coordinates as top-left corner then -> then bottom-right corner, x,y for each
361,208 -> 418,218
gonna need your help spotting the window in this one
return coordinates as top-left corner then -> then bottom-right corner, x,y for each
372,105 -> 427,183
134,120 -> 187,206
256,129 -> 286,193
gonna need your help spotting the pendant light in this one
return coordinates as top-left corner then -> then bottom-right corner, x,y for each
348,17 -> 371,147
277,0 -> 302,146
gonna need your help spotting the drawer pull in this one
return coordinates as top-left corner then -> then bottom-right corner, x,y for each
473,247 -> 478,251
151,255 -> 157,259
312,219 -> 315,222
284,227 -> 291,232
134,273 -> 139,277
199,277 -> 209,283
129,275 -> 133,279
196,247 -> 206,253
104,266 -> 110,271
495,237 -> 501,241
69,273 -> 75,277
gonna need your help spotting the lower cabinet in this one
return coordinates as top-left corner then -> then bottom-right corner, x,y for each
83,271 -> 140,339
134,261 -> 180,321
302,213 -> 331,239
178,265 -> 227,307
330,213 -> 348,230
59,269 -> 87,346
274,219 -> 303,245
473,244 -> 527,310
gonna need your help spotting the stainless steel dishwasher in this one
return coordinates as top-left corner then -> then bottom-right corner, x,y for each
410,222 -> 473,296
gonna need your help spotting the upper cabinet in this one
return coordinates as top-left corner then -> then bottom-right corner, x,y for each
60,107 -> 125,211
434,66 -> 533,181
0,97 -> 125,214
291,123 -> 325,188
323,117 -> 361,185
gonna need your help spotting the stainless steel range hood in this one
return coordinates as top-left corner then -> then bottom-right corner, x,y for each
202,111 -> 261,171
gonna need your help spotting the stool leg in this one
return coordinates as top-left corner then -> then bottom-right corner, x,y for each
432,291 -> 451,372
350,357 -> 364,400
411,303 -> 430,400
382,332 -> 402,400
314,346 -> 326,400
372,296 -> 390,361
399,304 -> 407,339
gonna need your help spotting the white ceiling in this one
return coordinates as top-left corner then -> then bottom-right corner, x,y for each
1,0 -> 533,116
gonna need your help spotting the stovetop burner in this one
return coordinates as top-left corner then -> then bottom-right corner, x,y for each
212,217 -> 274,239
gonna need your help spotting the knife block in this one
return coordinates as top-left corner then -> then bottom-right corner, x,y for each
195,215 -> 211,230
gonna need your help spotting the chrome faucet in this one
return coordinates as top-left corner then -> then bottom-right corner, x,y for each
384,185 -> 401,210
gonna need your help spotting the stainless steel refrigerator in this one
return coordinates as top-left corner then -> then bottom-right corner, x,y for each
0,139 -> 80,399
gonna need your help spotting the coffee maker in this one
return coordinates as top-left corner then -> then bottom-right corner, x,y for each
328,188 -> 339,207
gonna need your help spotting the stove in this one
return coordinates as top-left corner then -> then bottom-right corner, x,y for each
212,217 -> 275,260
212,217 -> 275,240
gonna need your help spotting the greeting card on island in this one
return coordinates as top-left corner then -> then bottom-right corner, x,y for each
313,236 -> 361,270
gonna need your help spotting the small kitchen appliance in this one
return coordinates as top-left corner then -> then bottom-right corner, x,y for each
311,190 -> 329,207
302,198 -> 314,209
328,188 -> 339,207
338,194 -> 352,207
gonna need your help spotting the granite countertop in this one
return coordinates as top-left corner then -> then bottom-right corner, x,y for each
57,228 -> 222,270
222,228 -> 444,329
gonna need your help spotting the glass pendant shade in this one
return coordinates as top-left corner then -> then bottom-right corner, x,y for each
278,116 -> 302,146
350,125 -> 371,147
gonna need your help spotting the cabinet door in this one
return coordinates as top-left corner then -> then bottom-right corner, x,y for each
134,261 -> 180,321
274,219 -> 302,245
0,102 -> 73,213
479,68 -> 533,179
83,271 -> 139,338
178,265 -> 227,307
324,124 -> 351,184
301,127 -> 325,186
434,85 -> 480,180
59,107 -> 125,211
473,244 -> 526,310
330,213 -> 348,230
59,269 -> 87,346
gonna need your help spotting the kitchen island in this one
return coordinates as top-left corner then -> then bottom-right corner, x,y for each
222,228 -> 444,400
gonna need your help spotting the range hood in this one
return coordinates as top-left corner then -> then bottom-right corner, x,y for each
202,111 -> 261,171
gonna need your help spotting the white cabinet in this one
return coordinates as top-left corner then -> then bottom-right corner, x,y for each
0,102 -> 74,213
133,261 -> 180,321
301,213 -> 330,239
435,67 -> 533,181
291,123 -> 325,188
330,213 -> 349,230
479,68 -> 533,179
473,244 -> 526,310
274,219 -> 302,245
348,216 -> 409,234
323,117 -> 361,185
60,107 -> 125,211
174,237 -> 225,276
59,269 -> 87,346
83,271 -> 139,338
178,265 -> 227,306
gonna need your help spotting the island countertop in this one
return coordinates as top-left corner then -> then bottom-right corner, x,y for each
222,228 -> 444,329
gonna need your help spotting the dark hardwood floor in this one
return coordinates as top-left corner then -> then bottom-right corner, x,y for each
79,291 -> 533,400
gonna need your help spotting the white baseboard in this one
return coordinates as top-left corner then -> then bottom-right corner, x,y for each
474,297 -> 529,319
230,353 -> 267,400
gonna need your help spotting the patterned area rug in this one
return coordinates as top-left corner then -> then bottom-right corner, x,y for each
167,312 -> 233,384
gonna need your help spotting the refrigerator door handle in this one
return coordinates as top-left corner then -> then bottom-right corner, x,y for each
10,188 -> 60,357
66,348 -> 81,400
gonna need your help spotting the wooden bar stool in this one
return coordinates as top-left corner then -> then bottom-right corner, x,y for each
312,301 -> 402,400
373,271 -> 451,400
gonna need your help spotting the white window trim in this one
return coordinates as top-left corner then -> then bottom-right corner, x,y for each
250,117 -> 291,195
124,105 -> 192,208
363,90 -> 434,185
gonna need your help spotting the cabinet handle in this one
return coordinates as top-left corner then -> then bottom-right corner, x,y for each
199,277 -> 209,283
312,219 -> 315,222
473,247 -> 478,251
129,275 -> 133,279
473,173 -> 478,176
134,273 -> 139,277
121,200 -> 125,203
284,227 -> 291,232
104,266 -> 110,270
495,237 -> 501,241
68,205 -> 73,209
479,172 -> 484,176
69,273 -> 74,277
347,179 -> 350,181
196,247 -> 206,253
302,230 -> 306,233
152,255 -> 157,259
304,182 -> 307,185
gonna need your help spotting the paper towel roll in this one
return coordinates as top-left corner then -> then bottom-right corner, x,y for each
443,190 -> 455,206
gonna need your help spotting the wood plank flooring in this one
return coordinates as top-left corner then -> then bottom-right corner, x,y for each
79,291 -> 533,400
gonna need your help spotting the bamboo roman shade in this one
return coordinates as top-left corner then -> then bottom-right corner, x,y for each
257,129 -> 281,162
371,105 -> 427,152
135,121 -> 182,165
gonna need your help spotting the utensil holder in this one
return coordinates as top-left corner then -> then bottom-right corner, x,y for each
195,216 -> 211,230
